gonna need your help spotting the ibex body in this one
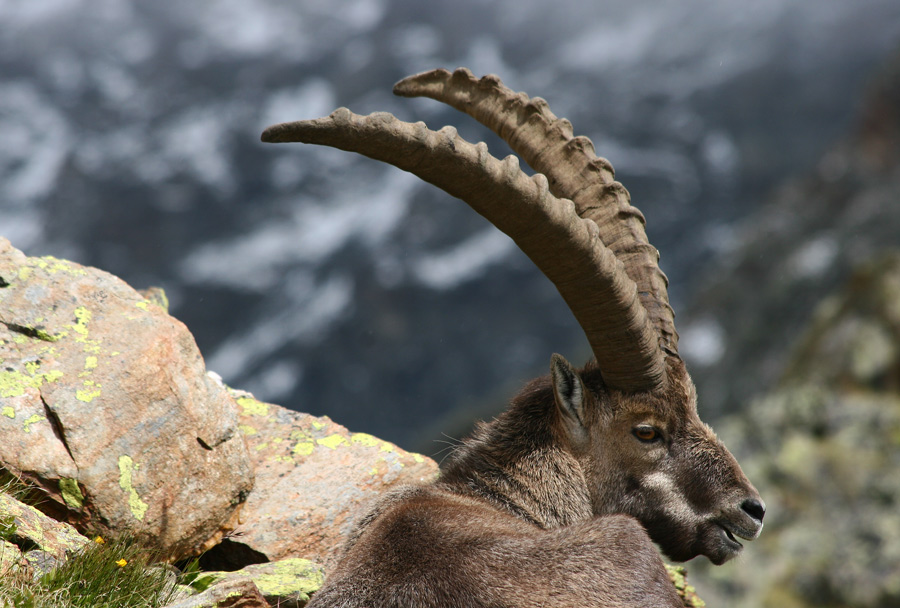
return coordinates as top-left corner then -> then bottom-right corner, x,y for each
262,68 -> 764,608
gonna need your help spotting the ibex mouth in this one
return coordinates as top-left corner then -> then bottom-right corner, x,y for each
719,524 -> 742,548
717,517 -> 762,548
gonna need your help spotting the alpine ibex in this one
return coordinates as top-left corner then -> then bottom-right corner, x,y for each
261,68 -> 764,608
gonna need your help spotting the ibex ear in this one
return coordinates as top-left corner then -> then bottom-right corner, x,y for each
550,354 -> 590,449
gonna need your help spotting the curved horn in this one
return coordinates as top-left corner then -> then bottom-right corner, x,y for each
262,108 -> 666,391
394,68 -> 678,356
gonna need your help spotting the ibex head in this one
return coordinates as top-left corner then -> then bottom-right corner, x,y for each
262,68 -> 763,566
551,355 -> 763,564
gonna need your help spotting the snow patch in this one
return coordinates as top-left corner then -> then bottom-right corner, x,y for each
180,169 -> 418,290
411,229 -> 516,291
0,82 -> 71,203
207,273 -> 353,380
679,317 -> 726,367
788,236 -> 839,280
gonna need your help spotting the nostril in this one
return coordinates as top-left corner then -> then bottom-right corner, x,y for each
741,497 -> 766,522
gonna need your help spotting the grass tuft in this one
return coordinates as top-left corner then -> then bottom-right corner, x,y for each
0,533 -> 180,608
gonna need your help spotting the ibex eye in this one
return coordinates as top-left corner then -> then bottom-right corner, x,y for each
633,426 -> 659,443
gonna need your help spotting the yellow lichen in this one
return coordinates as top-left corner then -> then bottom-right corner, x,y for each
1,406 -> 14,419
70,306 -> 91,336
33,257 -> 87,276
117,455 -> 148,521
237,397 -> 269,417
22,414 -> 45,433
0,368 -> 63,398
316,434 -> 346,449
292,441 -> 314,456
252,558 -> 325,600
76,379 -> 102,403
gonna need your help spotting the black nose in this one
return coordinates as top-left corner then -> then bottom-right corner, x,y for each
741,497 -> 766,522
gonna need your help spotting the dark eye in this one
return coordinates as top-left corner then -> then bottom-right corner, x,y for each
633,426 -> 660,443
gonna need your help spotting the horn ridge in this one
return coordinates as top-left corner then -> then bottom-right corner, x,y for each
394,67 -> 678,355
261,107 -> 667,391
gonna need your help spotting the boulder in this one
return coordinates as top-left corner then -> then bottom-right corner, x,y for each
162,578 -> 272,608
0,238 -> 254,560
220,389 -> 438,566
182,558 -> 324,608
0,491 -> 89,577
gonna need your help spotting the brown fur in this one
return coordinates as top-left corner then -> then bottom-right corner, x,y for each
307,355 -> 763,608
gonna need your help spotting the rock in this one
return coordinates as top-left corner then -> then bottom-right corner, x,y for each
214,390 -> 438,567
0,238 -> 254,560
162,578 -> 272,608
0,491 -> 89,577
188,558 -> 324,608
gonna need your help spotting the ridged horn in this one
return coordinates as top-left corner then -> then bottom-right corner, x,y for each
394,68 -> 678,357
262,109 -> 666,391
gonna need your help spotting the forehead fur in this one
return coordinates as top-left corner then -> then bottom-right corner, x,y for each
581,356 -> 698,419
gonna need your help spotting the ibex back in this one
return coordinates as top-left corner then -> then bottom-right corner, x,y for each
262,68 -> 764,608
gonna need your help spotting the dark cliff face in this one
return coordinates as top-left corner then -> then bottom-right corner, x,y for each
2,1 -> 900,450
680,43 -> 900,421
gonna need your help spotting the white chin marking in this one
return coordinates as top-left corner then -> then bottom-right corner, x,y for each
642,471 -> 702,521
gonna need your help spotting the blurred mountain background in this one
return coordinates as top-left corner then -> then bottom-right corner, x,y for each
4,0 -> 900,604
3,0 -> 898,450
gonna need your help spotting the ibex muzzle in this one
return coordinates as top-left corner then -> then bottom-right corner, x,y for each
262,68 -> 763,607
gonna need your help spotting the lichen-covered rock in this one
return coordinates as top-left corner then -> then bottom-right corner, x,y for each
162,578 -> 272,608
0,492 -> 89,577
666,565 -> 706,608
0,238 -> 254,560
189,558 -> 324,608
223,389 -> 438,566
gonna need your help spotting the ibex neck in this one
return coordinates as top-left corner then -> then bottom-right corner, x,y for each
438,380 -> 593,529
